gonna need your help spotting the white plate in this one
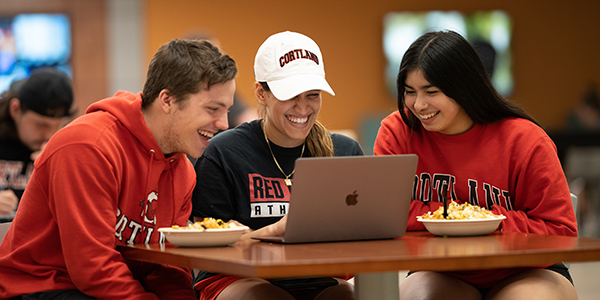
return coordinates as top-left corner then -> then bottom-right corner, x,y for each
417,216 -> 506,236
158,226 -> 249,247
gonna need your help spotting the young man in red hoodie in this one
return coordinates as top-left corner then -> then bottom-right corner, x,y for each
0,39 -> 237,300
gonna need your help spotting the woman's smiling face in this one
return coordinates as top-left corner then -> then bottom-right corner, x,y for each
404,69 -> 474,135
257,83 -> 322,147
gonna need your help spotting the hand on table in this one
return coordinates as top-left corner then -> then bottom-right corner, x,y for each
0,189 -> 18,215
240,214 -> 288,239
266,214 -> 287,236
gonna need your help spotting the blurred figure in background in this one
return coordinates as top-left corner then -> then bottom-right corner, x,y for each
0,67 -> 73,221
226,92 -> 257,129
563,84 -> 600,239
566,84 -> 600,132
473,40 -> 496,79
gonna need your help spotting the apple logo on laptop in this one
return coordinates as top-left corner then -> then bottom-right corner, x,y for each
346,190 -> 358,206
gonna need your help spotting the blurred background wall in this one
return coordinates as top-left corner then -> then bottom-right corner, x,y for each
0,0 -> 107,116
1,0 -> 599,144
142,0 -> 600,134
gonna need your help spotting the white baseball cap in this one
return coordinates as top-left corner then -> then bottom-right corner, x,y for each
254,31 -> 335,100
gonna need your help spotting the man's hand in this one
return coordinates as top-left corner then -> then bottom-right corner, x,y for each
0,189 -> 18,215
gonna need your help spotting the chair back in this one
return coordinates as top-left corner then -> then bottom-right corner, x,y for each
564,193 -> 578,269
571,193 -> 578,223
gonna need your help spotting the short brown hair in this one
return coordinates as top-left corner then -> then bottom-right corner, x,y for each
141,39 -> 237,108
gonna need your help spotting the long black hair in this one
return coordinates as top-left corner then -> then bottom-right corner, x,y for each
396,30 -> 537,131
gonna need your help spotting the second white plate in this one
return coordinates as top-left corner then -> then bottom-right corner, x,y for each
417,216 -> 506,236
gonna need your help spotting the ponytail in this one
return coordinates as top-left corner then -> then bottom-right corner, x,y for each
306,120 -> 334,157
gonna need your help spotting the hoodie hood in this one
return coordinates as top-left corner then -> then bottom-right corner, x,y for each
86,91 -> 171,161
0,91 -> 197,298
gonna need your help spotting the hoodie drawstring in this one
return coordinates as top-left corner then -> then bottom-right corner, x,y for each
141,149 -> 156,244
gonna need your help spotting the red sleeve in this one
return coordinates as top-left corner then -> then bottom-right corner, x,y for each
48,145 -> 160,299
491,135 -> 577,237
406,200 -> 444,231
374,112 -> 440,231
373,111 -> 407,156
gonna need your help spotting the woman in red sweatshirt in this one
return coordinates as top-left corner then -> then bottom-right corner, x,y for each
374,30 -> 577,300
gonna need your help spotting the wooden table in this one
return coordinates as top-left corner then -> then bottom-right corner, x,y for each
118,231 -> 600,299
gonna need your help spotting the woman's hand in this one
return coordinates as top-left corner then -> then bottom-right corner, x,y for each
241,214 -> 288,239
267,214 -> 287,236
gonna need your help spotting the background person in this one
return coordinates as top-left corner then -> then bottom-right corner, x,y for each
374,30 -> 578,300
0,67 -> 73,221
191,31 -> 362,300
0,39 -> 237,299
565,84 -> 600,132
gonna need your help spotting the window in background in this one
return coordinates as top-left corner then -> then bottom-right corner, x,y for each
0,13 -> 71,93
383,10 -> 513,98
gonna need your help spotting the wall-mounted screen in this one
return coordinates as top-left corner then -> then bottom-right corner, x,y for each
383,10 -> 513,98
0,13 -> 71,93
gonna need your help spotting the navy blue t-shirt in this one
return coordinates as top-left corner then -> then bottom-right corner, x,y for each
0,139 -> 34,222
192,119 -> 364,230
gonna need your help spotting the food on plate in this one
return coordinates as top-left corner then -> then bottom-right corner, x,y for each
418,200 -> 504,220
171,217 -> 237,230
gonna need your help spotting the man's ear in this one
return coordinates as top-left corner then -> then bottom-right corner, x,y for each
9,98 -> 22,119
157,89 -> 174,113
255,82 -> 267,106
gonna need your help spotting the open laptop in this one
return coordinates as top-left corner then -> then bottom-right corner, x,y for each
255,154 -> 418,244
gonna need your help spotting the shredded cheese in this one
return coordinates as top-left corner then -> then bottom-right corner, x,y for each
419,200 -> 504,220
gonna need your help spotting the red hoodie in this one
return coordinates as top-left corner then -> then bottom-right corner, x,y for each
0,91 -> 196,299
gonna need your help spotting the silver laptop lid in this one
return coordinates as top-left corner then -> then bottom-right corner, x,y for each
277,154 -> 418,244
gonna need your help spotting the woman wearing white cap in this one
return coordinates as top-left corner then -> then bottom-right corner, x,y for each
191,31 -> 362,300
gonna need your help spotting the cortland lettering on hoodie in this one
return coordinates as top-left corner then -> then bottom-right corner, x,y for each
0,91 -> 196,300
374,110 -> 577,289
